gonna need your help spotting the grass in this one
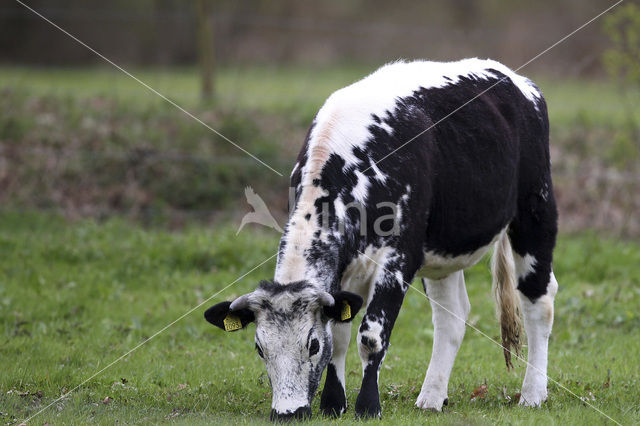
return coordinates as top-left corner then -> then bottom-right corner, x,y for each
1,212 -> 639,424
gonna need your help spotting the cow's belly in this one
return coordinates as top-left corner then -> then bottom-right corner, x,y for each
417,230 -> 504,280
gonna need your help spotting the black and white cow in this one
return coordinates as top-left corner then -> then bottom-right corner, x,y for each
206,58 -> 558,421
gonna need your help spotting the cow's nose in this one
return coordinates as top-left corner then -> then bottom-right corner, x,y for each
270,406 -> 311,422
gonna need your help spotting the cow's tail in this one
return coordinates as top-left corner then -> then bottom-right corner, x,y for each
491,231 -> 522,369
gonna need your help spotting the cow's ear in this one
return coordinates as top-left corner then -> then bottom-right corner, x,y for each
323,291 -> 363,323
204,301 -> 255,332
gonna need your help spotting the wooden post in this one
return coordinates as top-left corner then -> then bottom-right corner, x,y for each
196,0 -> 214,101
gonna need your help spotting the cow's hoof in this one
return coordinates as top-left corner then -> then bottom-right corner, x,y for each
354,397 -> 381,419
519,390 -> 547,407
354,407 -> 381,419
320,365 -> 347,417
320,387 -> 347,417
319,402 -> 347,418
416,389 -> 448,412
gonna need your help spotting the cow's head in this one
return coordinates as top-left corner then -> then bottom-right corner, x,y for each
205,281 -> 362,421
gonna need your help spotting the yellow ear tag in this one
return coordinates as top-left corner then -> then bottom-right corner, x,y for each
223,314 -> 242,331
340,300 -> 351,321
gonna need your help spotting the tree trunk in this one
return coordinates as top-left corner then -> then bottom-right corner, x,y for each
196,0 -> 214,101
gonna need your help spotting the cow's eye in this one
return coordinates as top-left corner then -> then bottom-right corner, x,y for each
309,339 -> 320,357
255,343 -> 264,358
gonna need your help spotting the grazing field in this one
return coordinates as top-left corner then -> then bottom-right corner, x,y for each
1,212 -> 638,425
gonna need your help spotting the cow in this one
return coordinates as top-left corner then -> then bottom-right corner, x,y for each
205,58 -> 558,421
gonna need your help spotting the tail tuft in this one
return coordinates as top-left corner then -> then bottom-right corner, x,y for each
491,232 -> 522,369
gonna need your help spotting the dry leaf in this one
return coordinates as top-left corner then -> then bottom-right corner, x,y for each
470,384 -> 488,401
177,383 -> 187,391
102,396 -> 113,404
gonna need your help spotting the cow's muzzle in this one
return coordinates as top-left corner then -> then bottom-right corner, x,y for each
270,406 -> 311,422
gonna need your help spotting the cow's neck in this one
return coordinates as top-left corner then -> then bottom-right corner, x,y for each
274,185 -> 342,291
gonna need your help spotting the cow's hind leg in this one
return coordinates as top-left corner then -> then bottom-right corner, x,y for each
518,269 -> 557,406
320,321 -> 351,416
416,271 -> 470,411
509,192 -> 558,407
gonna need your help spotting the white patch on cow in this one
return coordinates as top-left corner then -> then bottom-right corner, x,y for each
340,245 -> 398,300
378,121 -> 394,135
370,247 -> 401,292
417,271 -> 470,411
357,317 -> 385,366
341,249 -> 381,299
419,229 -> 505,280
352,170 -> 370,203
331,321 -> 352,389
519,272 -> 558,407
402,185 -> 411,200
274,184 -> 328,285
393,185 -> 412,226
479,59 -> 542,106
394,270 -> 404,286
539,182 -> 550,201
334,197 -> 346,220
368,158 -> 387,183
514,253 -> 537,280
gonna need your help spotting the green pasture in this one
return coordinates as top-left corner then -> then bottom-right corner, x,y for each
0,212 -> 638,424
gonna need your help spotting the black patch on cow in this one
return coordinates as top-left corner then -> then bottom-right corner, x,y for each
258,280 -> 312,295
309,339 -> 320,356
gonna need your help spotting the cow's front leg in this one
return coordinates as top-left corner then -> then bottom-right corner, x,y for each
416,271 -> 470,411
354,273 -> 408,419
320,321 -> 351,416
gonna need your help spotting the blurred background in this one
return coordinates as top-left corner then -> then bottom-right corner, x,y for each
1,0 -> 638,236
